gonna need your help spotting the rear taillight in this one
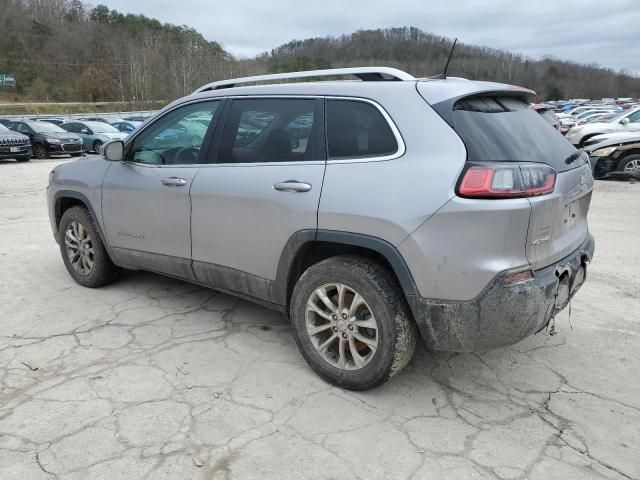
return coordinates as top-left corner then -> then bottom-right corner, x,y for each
457,163 -> 556,199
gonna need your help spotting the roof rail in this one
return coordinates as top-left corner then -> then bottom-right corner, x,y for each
193,67 -> 415,93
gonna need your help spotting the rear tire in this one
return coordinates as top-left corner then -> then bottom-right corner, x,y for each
617,154 -> 640,175
33,144 -> 49,159
289,255 -> 417,390
93,140 -> 103,153
58,206 -> 120,288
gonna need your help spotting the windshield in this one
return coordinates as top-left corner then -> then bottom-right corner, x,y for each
602,111 -> 627,123
0,124 -> 9,132
31,122 -> 66,133
451,96 -> 581,172
88,123 -> 119,133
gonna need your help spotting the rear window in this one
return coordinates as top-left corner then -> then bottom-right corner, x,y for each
452,96 -> 581,171
326,100 -> 398,160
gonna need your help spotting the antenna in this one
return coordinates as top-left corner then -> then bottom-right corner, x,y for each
431,38 -> 458,79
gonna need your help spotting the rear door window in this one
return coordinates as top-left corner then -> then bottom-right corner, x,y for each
326,100 -> 398,160
216,98 -> 318,163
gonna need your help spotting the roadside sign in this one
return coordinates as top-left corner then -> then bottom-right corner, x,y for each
0,73 -> 16,87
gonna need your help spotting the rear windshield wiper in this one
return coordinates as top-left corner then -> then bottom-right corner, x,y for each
565,150 -> 584,165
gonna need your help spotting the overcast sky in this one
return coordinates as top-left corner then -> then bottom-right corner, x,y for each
99,0 -> 640,74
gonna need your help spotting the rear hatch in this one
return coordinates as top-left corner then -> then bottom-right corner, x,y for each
431,93 -> 593,270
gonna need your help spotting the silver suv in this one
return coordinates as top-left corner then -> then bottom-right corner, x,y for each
47,67 -> 595,390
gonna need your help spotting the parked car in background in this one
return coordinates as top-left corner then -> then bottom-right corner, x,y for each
573,109 -> 616,123
575,112 -> 613,125
0,123 -> 31,162
30,117 -> 67,126
585,133 -> 640,178
578,112 -> 619,125
154,119 -> 208,149
7,120 -> 84,159
61,121 -> 128,153
557,106 -> 597,119
47,67 -> 594,390
566,108 -> 640,147
583,131 -> 640,148
78,116 -> 111,124
531,104 -> 560,130
111,120 -> 143,134
123,115 -> 151,122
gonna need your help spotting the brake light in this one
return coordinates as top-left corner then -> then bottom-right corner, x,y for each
457,163 -> 556,199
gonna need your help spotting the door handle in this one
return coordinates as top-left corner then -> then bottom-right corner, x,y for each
161,177 -> 187,187
273,180 -> 312,193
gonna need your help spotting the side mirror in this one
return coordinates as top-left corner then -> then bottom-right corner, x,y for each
103,140 -> 124,161
621,118 -> 630,125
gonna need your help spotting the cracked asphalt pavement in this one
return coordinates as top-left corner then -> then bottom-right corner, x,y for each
1,158 -> 639,480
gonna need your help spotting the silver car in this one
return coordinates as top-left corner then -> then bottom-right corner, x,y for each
47,67 -> 595,390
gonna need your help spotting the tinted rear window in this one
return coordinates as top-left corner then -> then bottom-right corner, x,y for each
452,96 -> 581,171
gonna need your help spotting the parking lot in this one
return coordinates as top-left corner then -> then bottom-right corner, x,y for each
0,158 -> 639,480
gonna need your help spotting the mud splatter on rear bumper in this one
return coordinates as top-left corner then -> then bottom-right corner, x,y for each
412,234 -> 595,352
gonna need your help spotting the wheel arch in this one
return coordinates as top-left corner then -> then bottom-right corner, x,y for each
617,148 -> 640,160
273,230 -> 421,321
579,132 -> 602,147
53,190 -> 110,253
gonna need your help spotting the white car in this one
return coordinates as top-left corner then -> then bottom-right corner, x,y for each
583,131 -> 640,149
576,111 -> 615,125
566,108 -> 640,147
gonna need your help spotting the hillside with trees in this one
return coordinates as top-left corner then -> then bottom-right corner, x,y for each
0,0 -> 252,103
1,1 -> 639,104
264,28 -> 640,101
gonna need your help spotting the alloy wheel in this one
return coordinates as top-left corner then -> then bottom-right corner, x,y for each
305,283 -> 378,370
623,158 -> 640,174
33,145 -> 47,159
64,221 -> 95,275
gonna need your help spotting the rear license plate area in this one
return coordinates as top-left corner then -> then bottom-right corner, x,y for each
555,263 -> 586,310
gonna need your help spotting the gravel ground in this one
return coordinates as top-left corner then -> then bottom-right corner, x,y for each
0,158 -> 639,480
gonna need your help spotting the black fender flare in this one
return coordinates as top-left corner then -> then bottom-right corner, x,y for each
271,229 -> 421,323
53,190 -> 117,262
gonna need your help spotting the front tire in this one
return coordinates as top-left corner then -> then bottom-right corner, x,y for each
32,144 -> 49,159
58,206 -> 120,288
93,140 -> 103,153
618,154 -> 640,175
289,255 -> 417,390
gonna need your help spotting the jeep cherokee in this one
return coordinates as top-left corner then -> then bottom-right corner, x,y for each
47,67 -> 595,390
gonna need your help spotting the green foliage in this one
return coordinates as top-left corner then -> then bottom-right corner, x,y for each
89,5 -> 110,23
546,85 -> 564,101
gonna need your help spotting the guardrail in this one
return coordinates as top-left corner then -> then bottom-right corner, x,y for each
1,111 -> 158,121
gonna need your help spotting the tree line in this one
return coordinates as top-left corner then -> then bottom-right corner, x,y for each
0,2 -> 638,103
264,28 -> 640,101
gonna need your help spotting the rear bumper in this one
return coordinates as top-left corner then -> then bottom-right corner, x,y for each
412,234 -> 595,352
